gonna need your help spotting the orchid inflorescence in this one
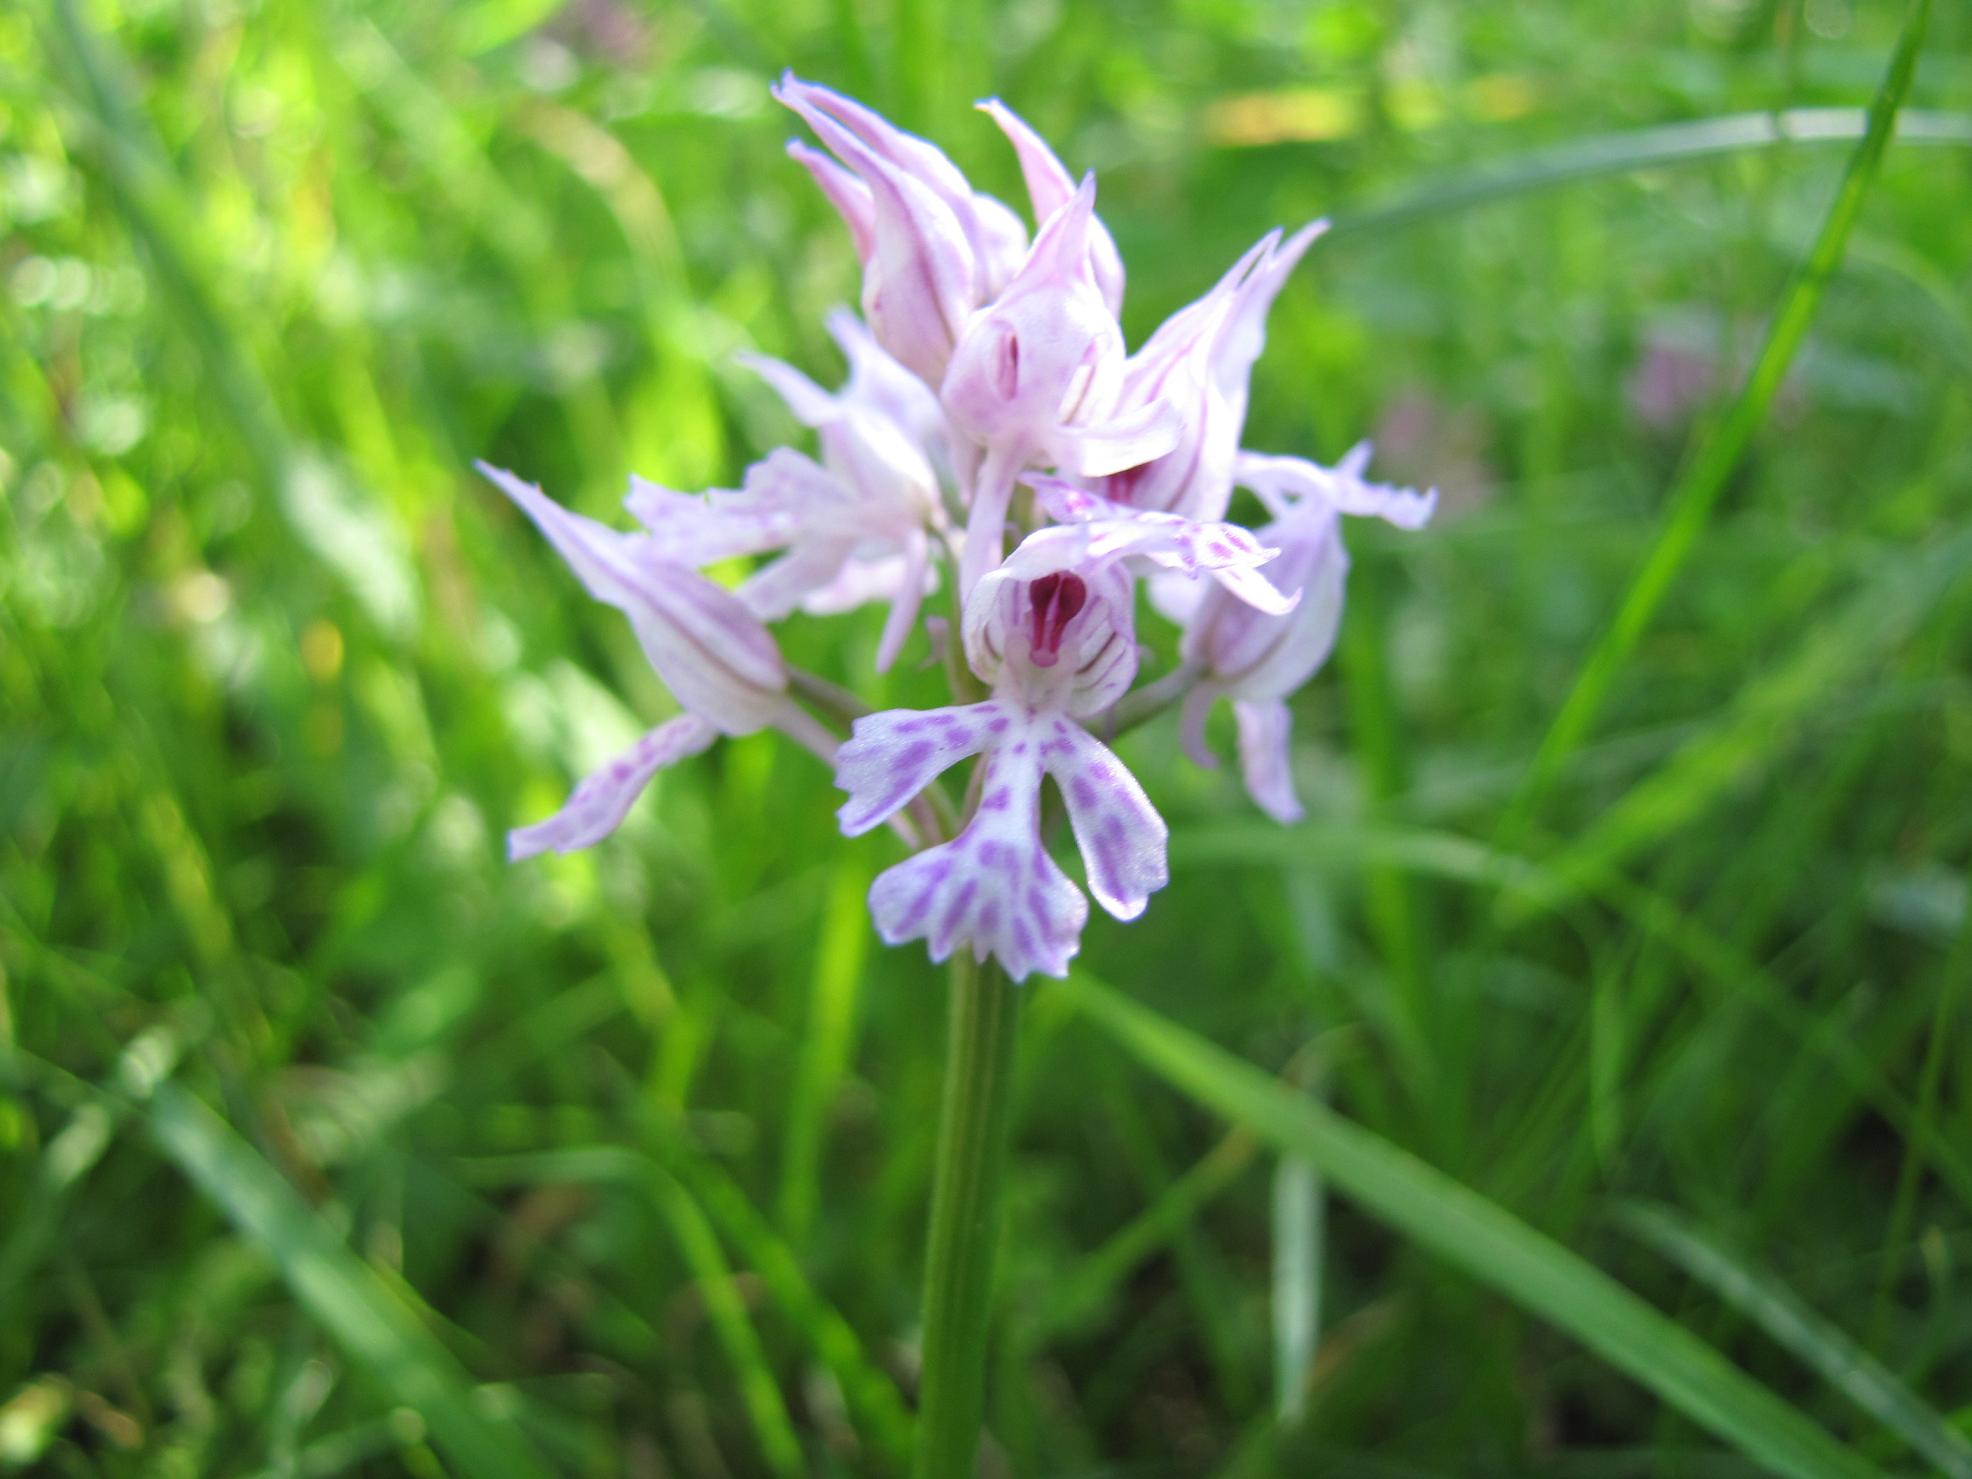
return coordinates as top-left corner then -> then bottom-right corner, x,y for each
484,74 -> 1435,982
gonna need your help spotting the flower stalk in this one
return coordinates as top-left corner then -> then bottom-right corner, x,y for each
914,956 -> 1023,1478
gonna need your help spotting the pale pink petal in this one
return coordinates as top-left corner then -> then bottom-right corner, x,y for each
1212,220 -> 1328,406
1042,720 -> 1169,920
776,79 -> 978,382
1023,478 -> 1295,614
480,462 -> 786,733
623,474 -> 801,563
1045,396 -> 1184,478
737,542 -> 851,621
866,745 -> 1087,981
873,529 -> 932,673
509,715 -> 717,860
1234,448 -> 1437,529
786,141 -> 874,262
1234,699 -> 1303,824
735,349 -> 840,428
834,701 -> 1008,836
976,97 -> 1126,314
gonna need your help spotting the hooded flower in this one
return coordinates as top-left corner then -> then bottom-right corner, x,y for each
833,539 -> 1167,980
1172,445 -> 1435,822
1091,221 -> 1326,523
942,177 -> 1179,595
480,462 -> 799,858
776,74 -> 1029,385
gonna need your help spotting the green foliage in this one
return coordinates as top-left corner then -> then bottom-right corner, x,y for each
3,0 -> 1969,1473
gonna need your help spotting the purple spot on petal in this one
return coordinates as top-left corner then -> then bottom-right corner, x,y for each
982,786 -> 1011,812
896,717 -> 926,735
979,901 -> 1000,935
1071,775 -> 1097,810
897,740 -> 933,771
977,840 -> 1001,868
987,715 -> 1011,735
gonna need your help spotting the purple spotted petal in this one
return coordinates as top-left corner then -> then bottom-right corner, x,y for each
1042,720 -> 1169,920
509,715 -> 717,860
834,700 -> 1008,836
866,745 -> 1087,981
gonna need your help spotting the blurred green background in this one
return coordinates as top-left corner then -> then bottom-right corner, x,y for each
4,0 -> 1970,1473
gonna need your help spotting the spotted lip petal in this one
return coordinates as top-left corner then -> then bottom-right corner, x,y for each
866,743 -> 1088,982
479,462 -> 787,735
845,702 -> 1168,980
1039,718 -> 1169,919
509,715 -> 717,860
834,701 -> 1005,837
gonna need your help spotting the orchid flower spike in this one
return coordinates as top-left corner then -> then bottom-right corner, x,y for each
1172,444 -> 1435,822
487,74 -> 1441,984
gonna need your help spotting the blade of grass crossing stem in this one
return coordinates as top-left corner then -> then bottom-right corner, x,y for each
778,862 -> 873,1243
458,1143 -> 914,1468
1015,1125 -> 1257,1352
1059,974 -> 1882,1479
144,1084 -> 554,1479
1270,1154 -> 1323,1424
1615,1202 -> 1972,1478
649,1168 -> 806,1476
1497,0 -> 1931,854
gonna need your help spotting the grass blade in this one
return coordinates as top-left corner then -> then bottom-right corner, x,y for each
1327,107 -> 1972,243
1059,973 -> 1882,1479
1615,1202 -> 1972,1478
1496,0 -> 1934,849
145,1084 -> 554,1479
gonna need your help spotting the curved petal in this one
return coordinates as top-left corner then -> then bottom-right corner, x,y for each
1234,699 -> 1303,824
623,474 -> 802,563
1024,478 -> 1296,614
977,97 -> 1125,314
786,141 -> 874,262
834,700 -> 1007,836
1042,720 -> 1169,920
866,745 -> 1087,981
509,715 -> 717,860
736,349 -> 840,428
1235,447 -> 1438,529
481,462 -> 786,733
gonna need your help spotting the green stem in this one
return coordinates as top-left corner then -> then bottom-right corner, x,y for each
914,956 -> 1023,1478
